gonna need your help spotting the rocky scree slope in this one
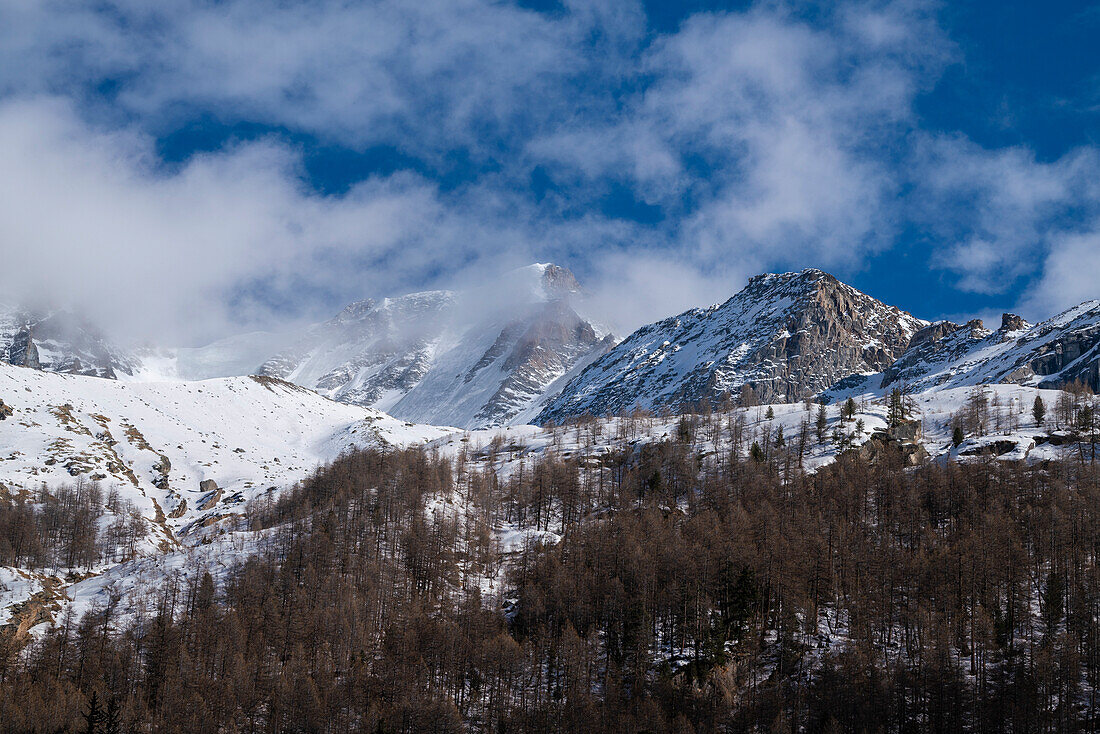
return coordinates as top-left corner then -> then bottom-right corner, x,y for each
537,268 -> 926,422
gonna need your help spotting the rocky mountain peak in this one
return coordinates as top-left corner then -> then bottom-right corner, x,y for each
538,263 -> 582,298
873,300 -> 1100,394
536,269 -> 927,422
1000,313 -> 1028,333
253,264 -> 610,428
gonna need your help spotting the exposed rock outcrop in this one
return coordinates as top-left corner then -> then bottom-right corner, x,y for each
877,302 -> 1100,394
537,269 -> 926,422
857,419 -> 928,466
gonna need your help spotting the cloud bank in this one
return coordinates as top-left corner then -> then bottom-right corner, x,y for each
0,0 -> 1098,344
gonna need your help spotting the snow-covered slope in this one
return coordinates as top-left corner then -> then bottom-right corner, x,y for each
256,264 -> 613,429
832,303 -> 1100,395
0,363 -> 455,537
537,269 -> 926,422
1,365 -> 1085,636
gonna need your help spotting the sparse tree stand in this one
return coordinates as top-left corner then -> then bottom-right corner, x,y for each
887,387 -> 909,428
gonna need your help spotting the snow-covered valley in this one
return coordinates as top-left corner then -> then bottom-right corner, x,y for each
0,352 -> 1091,638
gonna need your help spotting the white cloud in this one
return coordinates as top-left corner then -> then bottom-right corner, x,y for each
0,0 -> 636,160
529,2 -> 952,273
915,136 -> 1100,298
0,98 -> 547,344
0,0 -> 1097,347
1021,230 -> 1100,319
581,251 -> 751,333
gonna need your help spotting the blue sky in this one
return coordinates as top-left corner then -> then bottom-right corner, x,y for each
1,0 -> 1098,343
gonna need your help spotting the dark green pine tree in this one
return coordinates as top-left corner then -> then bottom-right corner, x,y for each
1032,394 -> 1046,427
887,387 -> 913,428
83,691 -> 104,734
843,397 -> 857,422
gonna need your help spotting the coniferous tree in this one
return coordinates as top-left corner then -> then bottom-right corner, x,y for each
843,397 -> 857,422
83,691 -> 103,734
1033,395 -> 1046,426
103,697 -> 121,734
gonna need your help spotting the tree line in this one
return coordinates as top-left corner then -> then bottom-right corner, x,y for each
3,427 -> 1100,731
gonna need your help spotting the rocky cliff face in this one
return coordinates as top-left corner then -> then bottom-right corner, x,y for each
258,264 -> 613,429
876,302 -> 1100,393
0,304 -> 138,379
536,269 -> 926,422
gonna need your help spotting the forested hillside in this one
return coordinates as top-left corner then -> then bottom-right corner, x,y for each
4,425 -> 1100,732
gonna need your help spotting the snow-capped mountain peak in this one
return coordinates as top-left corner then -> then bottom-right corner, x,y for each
536,268 -> 927,422
251,263 -> 612,428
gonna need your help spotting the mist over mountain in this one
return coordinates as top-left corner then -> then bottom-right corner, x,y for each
251,263 -> 615,429
6,266 -> 1100,430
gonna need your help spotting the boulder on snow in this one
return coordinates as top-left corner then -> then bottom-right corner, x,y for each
958,437 -> 1032,458
198,479 -> 222,511
0,399 -> 12,420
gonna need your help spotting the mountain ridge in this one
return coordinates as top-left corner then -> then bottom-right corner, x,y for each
536,268 -> 927,422
6,267 -> 1100,428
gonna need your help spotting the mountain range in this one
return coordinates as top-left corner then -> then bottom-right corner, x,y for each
4,264 -> 1099,639
3,266 -> 1100,427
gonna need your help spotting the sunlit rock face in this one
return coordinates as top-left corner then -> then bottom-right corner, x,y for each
537,269 -> 926,422
877,301 -> 1100,394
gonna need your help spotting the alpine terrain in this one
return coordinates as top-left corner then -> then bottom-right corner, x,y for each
254,263 -> 614,428
866,302 -> 1100,393
537,268 -> 926,422
0,303 -> 139,379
